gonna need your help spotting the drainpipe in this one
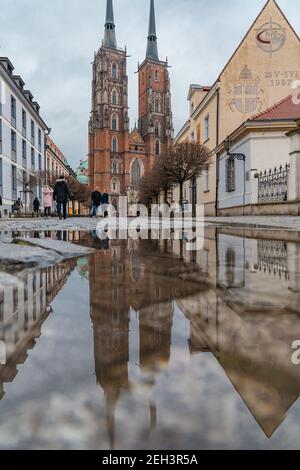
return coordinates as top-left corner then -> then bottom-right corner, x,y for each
215,87 -> 220,217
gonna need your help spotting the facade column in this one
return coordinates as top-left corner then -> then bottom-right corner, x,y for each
287,120 -> 300,201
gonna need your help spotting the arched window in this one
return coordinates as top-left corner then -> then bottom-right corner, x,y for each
155,69 -> 159,82
111,137 -> 118,152
155,139 -> 160,156
111,114 -> 118,131
131,159 -> 141,187
112,63 -> 117,79
112,90 -> 118,105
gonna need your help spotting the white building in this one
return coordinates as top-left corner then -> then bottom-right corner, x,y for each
0,57 -> 49,216
217,95 -> 300,215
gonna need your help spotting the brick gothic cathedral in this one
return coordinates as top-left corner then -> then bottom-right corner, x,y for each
88,0 -> 173,209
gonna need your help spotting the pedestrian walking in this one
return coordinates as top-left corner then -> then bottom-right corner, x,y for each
53,175 -> 73,220
43,184 -> 54,218
90,187 -> 102,218
33,197 -> 40,217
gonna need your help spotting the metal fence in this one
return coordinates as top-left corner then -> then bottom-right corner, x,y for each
257,164 -> 289,203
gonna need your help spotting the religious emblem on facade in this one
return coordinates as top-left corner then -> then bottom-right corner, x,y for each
256,18 -> 286,57
227,65 -> 264,114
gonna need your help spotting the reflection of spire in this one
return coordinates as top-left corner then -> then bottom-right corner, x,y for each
105,388 -> 120,450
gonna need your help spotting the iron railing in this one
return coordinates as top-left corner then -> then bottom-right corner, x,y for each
257,164 -> 289,203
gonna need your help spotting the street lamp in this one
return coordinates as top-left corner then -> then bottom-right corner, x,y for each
224,136 -> 246,210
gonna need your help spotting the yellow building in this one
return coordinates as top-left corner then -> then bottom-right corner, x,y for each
175,0 -> 300,215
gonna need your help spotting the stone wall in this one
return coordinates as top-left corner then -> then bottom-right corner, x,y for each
217,200 -> 300,217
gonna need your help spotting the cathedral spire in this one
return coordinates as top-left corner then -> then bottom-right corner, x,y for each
146,0 -> 159,61
104,0 -> 117,49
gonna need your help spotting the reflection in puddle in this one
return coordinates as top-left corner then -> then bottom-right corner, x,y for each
0,227 -> 300,449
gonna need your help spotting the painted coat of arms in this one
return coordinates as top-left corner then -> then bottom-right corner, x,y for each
227,65 -> 264,114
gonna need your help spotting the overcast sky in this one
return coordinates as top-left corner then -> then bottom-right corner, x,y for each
1,0 -> 299,167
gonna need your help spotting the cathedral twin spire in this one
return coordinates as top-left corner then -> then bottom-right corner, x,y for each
103,0 -> 159,61
103,0 -> 117,49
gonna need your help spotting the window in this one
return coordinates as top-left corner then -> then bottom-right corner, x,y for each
111,137 -> 118,152
190,131 -> 195,143
155,139 -> 160,155
204,168 -> 210,192
31,148 -> 35,170
38,153 -> 42,171
226,157 -> 235,192
22,140 -> 27,167
11,95 -> 16,127
154,69 -> 159,82
111,114 -> 118,131
112,90 -> 118,105
131,160 -> 141,187
11,130 -> 17,161
112,63 -> 117,79
191,102 -> 194,115
31,120 -> 35,145
12,165 -> 17,200
0,159 -> 2,196
22,109 -> 27,136
155,98 -> 160,113
38,129 -> 42,151
204,115 -> 210,141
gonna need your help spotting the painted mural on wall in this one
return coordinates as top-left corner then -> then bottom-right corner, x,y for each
227,65 -> 264,114
255,17 -> 286,56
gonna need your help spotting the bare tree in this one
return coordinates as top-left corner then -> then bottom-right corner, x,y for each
160,141 -> 211,209
138,159 -> 174,207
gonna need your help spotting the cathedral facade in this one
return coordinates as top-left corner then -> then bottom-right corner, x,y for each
88,0 -> 174,209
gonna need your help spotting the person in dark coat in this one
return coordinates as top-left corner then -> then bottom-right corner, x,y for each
90,187 -> 102,218
53,176 -> 73,220
33,198 -> 40,217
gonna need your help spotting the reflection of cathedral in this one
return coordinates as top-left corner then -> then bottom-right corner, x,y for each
89,239 -> 207,448
88,0 -> 173,207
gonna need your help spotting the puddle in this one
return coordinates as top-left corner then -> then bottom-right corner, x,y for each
0,227 -> 299,449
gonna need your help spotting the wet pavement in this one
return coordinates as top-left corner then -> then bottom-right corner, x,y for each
0,227 -> 300,449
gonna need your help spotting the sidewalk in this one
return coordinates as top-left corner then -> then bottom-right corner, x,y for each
1,216 -> 300,231
205,216 -> 300,231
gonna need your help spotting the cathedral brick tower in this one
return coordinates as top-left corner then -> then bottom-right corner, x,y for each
138,0 -> 173,171
88,0 -> 173,209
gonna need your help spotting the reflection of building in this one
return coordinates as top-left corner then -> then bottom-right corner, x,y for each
176,227 -> 300,438
88,0 -> 173,207
0,260 -> 75,401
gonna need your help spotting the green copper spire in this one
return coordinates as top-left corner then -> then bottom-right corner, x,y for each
104,0 -> 117,49
146,0 -> 159,61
